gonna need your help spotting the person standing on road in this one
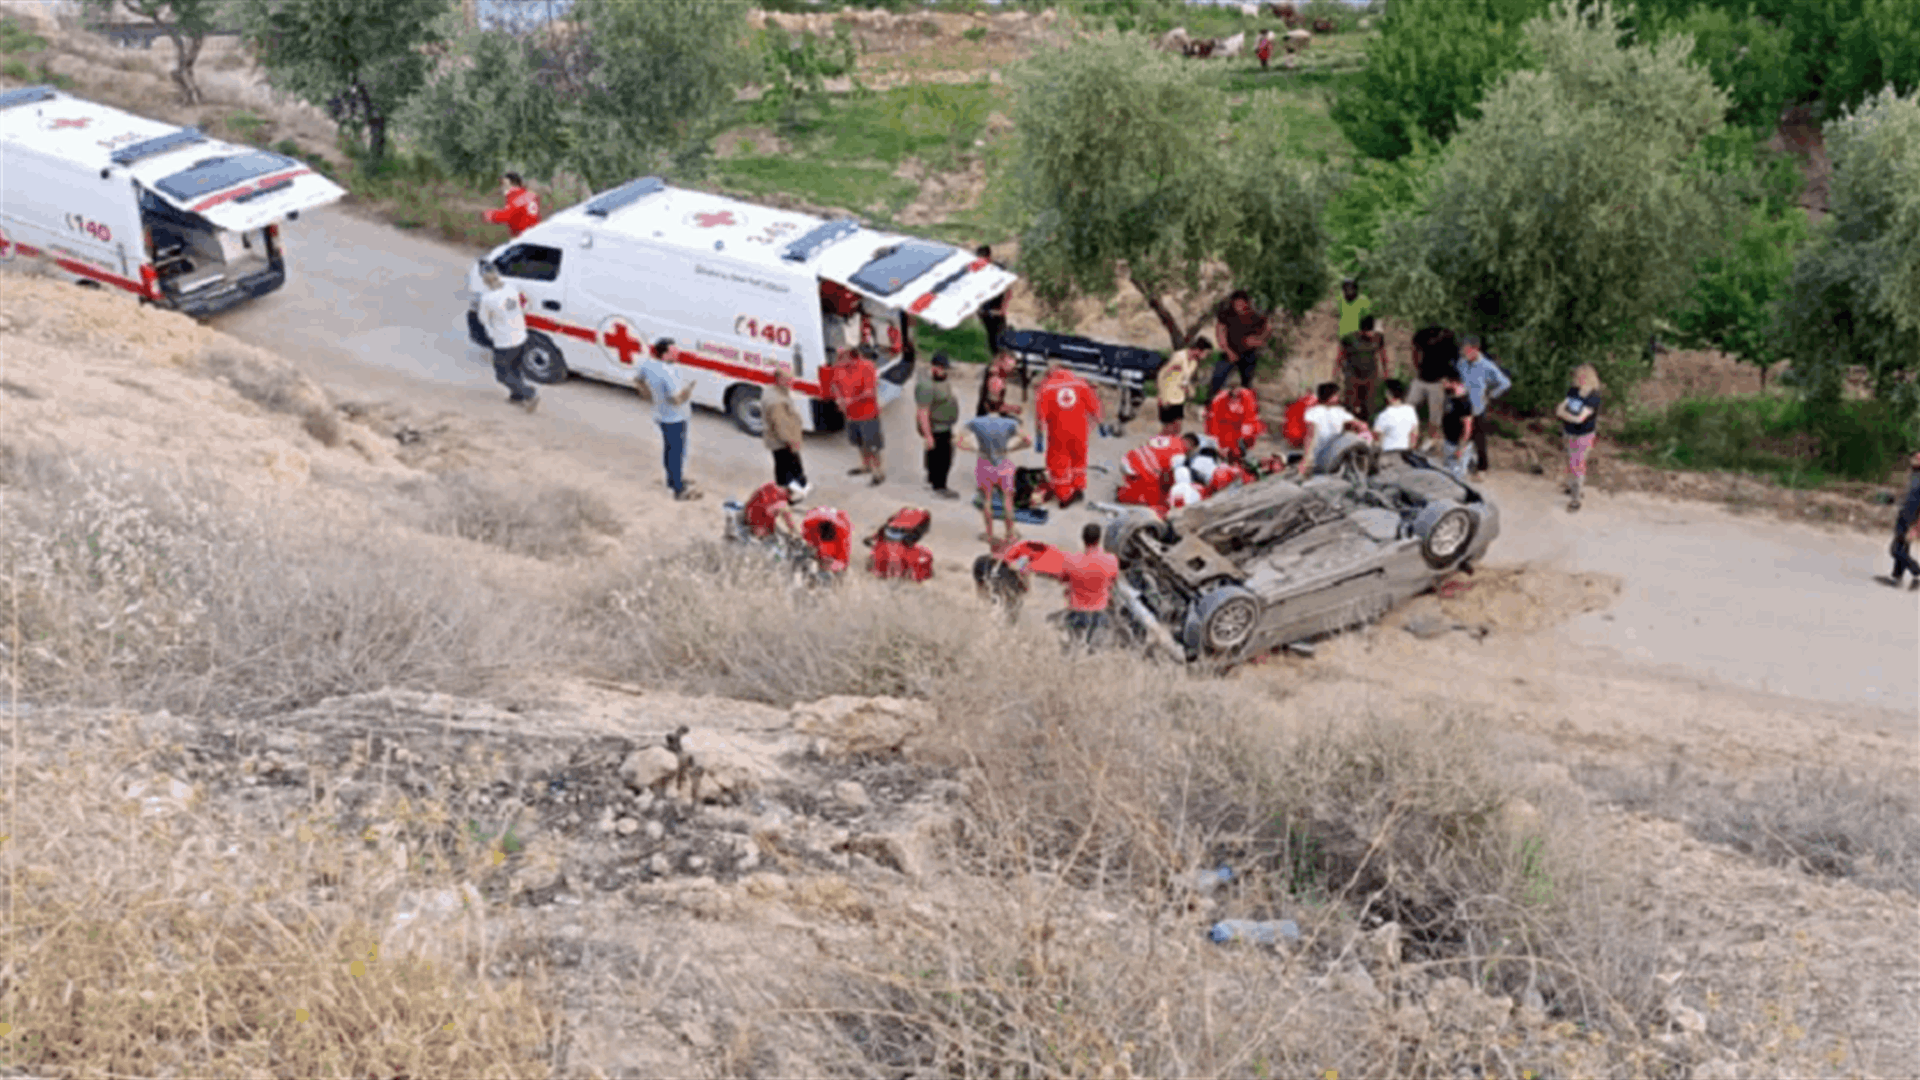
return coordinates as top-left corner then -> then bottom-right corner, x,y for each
477,268 -> 537,413
1157,337 -> 1207,436
1209,290 -> 1272,399
1036,360 -> 1102,508
1553,364 -> 1602,512
916,352 -> 962,500
834,346 -> 886,485
483,172 -> 541,238
1334,313 -> 1385,418
1048,522 -> 1120,649
1875,450 -> 1920,591
1439,372 -> 1475,481
1456,336 -> 1511,475
959,402 -> 1030,547
975,245 -> 1010,351
762,364 -> 808,493
1404,324 -> 1457,452
634,338 -> 701,501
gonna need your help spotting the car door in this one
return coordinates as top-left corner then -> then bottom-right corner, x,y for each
490,240 -> 576,380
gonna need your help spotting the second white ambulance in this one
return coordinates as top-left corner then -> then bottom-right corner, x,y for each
466,177 -> 1017,433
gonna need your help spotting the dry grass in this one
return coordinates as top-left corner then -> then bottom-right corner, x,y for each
405,472 -> 624,561
0,713 -> 552,1075
198,345 -> 344,447
0,450 -> 556,715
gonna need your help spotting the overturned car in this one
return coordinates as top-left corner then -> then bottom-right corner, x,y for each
1104,453 -> 1499,663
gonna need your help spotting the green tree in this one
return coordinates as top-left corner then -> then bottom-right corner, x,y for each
1331,0 -> 1551,162
241,0 -> 449,165
1776,87 -> 1920,417
555,0 -> 750,188
1369,1 -> 1734,406
81,0 -> 223,104
407,27 -> 562,180
1637,2 -> 1801,130
1670,204 -> 1806,387
1006,34 -> 1330,352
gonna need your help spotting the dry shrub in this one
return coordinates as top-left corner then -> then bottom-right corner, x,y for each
0,715 -> 551,1075
1579,761 -> 1920,895
198,345 -> 343,447
407,472 -> 624,561
0,453 -> 556,714
581,547 -> 1670,1076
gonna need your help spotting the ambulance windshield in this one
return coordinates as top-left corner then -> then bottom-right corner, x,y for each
153,151 -> 299,203
847,241 -> 953,297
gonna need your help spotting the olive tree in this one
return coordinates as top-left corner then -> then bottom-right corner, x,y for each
1368,1 -> 1734,406
1006,34 -> 1331,352
1776,87 -> 1920,416
81,0 -> 224,105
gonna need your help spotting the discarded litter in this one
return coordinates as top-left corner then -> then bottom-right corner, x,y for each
1208,919 -> 1300,945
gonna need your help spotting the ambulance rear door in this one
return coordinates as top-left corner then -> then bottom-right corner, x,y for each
815,236 -> 1018,332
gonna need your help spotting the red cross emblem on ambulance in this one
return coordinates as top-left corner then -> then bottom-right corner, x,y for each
692,210 -> 738,229
598,315 -> 645,367
50,117 -> 91,129
0,226 -> 14,261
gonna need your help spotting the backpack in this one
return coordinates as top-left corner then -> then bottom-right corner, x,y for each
1282,393 -> 1315,447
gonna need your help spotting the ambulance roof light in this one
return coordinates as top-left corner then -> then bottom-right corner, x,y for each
111,127 -> 208,166
583,176 -> 665,218
782,218 -> 860,263
0,85 -> 58,111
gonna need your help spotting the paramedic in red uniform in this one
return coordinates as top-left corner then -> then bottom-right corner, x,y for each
1116,433 -> 1197,514
1207,386 -> 1265,463
801,507 -> 853,575
1046,523 -> 1120,648
1035,362 -> 1102,508
743,480 -> 805,539
483,172 -> 541,237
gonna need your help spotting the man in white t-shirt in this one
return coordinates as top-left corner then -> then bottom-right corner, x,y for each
1298,382 -> 1360,478
1371,379 -> 1418,453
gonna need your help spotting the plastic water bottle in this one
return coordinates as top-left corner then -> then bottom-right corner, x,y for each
1209,919 -> 1300,945
1190,866 -> 1234,893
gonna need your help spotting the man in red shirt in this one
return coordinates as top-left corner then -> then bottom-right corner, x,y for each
1046,522 -> 1120,648
1116,433 -> 1197,513
1034,362 -> 1102,508
1206,386 -> 1265,463
833,346 -> 885,485
743,480 -> 805,539
483,172 -> 541,237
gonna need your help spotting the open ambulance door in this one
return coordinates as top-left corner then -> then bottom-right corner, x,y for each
816,236 -> 1018,333
135,145 -> 346,234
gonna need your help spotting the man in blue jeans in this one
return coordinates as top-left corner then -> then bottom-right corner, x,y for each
634,338 -> 703,502
1875,449 -> 1920,590
1456,336 -> 1512,475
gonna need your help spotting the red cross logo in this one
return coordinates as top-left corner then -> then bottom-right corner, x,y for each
0,226 -> 13,262
693,211 -> 737,229
599,316 -> 645,367
50,117 -> 91,129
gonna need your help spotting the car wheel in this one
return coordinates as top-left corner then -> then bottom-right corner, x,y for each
1105,509 -> 1169,564
1413,500 -> 1477,569
727,384 -> 766,436
1190,583 -> 1260,656
519,331 -> 568,385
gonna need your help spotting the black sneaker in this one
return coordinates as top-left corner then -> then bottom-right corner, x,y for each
1874,575 -> 1902,589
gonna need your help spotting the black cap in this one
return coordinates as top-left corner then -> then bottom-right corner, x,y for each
651,337 -> 675,358
931,351 -> 951,369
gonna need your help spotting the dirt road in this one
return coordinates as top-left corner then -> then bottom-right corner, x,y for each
215,206 -> 1919,725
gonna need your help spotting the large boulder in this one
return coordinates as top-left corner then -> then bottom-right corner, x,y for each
791,695 -> 934,757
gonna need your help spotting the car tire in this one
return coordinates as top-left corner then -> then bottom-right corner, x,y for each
1315,432 -> 1371,479
1413,500 -> 1477,570
727,384 -> 765,436
1189,582 -> 1260,656
519,331 -> 568,385
1105,509 -> 1170,564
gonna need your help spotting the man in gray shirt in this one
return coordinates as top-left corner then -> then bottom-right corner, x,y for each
633,338 -> 702,501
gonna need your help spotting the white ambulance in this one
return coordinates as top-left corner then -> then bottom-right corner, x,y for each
465,177 -> 1017,434
0,85 -> 345,316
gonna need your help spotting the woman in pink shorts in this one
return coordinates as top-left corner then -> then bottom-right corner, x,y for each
959,403 -> 1030,546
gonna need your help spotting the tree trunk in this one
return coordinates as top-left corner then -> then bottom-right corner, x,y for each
367,109 -> 388,165
1128,272 -> 1213,353
164,28 -> 203,105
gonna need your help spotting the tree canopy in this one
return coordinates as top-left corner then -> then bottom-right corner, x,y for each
242,0 -> 449,165
1776,87 -> 1920,416
81,0 -> 222,104
1006,33 -> 1329,352
1368,1 -> 1734,406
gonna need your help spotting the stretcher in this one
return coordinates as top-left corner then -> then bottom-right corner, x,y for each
1000,329 -> 1163,425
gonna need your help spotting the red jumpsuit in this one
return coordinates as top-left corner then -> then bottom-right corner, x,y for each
743,482 -> 791,538
801,507 -> 853,573
1205,462 -> 1253,496
1116,435 -> 1188,514
484,186 -> 541,237
1207,388 -> 1265,462
1035,370 -> 1102,503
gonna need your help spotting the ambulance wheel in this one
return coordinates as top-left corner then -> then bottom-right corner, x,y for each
1189,583 -> 1260,656
726,385 -> 765,436
519,331 -> 568,385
